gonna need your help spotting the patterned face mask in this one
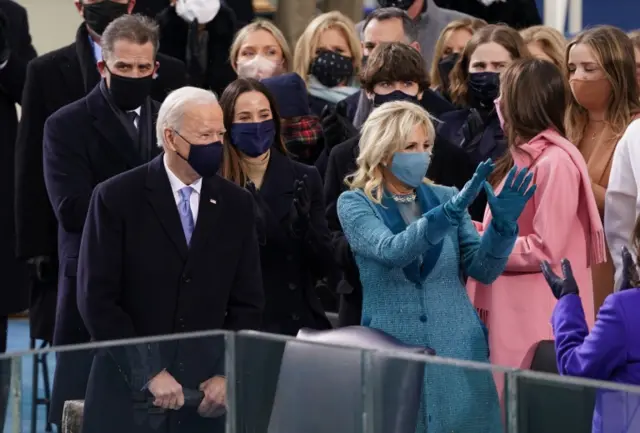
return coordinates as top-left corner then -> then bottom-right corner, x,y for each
309,50 -> 354,88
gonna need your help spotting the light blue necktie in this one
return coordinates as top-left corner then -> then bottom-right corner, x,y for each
178,186 -> 195,245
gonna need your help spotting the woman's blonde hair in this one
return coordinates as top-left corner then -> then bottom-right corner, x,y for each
449,25 -> 529,106
565,25 -> 640,144
293,11 -> 362,84
347,101 -> 435,204
520,25 -> 567,74
229,20 -> 292,72
628,30 -> 640,50
429,18 -> 487,91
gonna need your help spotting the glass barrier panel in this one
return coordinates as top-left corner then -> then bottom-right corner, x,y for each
366,350 -> 512,433
0,331 -> 230,433
1,356 -> 21,433
231,331 -> 369,433
513,368 -> 640,433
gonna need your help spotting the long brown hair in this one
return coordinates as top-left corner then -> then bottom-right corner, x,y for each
429,18 -> 487,91
219,78 -> 288,186
565,25 -> 640,144
490,58 -> 569,186
449,24 -> 529,107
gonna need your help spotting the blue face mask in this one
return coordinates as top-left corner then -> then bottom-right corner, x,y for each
373,90 -> 419,107
230,119 -> 276,157
174,130 -> 223,178
390,152 -> 431,188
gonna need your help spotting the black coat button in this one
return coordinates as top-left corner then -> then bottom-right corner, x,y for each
419,315 -> 427,323
288,283 -> 297,290
292,313 -> 300,321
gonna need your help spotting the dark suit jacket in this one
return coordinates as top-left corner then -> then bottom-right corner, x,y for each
436,0 -> 541,29
77,155 -> 264,433
157,5 -> 237,97
324,134 -> 476,326
14,23 -> 186,263
253,150 -> 332,336
0,0 -> 35,316
43,84 -> 162,425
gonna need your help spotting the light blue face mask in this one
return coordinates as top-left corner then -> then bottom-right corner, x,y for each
390,151 -> 431,188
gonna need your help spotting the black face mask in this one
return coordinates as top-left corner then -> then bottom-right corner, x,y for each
83,0 -> 129,36
377,0 -> 414,10
467,72 -> 500,109
106,67 -> 154,111
309,50 -> 354,88
438,53 -> 459,92
373,90 -> 419,107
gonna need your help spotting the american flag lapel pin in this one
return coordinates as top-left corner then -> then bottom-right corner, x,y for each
210,198 -> 217,204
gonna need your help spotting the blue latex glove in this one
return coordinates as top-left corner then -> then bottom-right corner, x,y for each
484,165 -> 536,232
443,158 -> 495,221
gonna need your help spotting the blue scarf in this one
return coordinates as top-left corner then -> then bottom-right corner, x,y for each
307,75 -> 359,105
373,184 -> 444,284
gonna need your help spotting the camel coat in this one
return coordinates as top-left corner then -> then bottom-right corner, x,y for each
577,126 -> 618,315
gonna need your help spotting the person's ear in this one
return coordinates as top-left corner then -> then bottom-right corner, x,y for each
170,0 -> 178,6
127,0 -> 137,14
97,60 -> 108,79
410,41 -> 421,53
417,90 -> 423,101
164,129 -> 177,152
153,60 -> 160,79
366,91 -> 374,101
74,1 -> 83,15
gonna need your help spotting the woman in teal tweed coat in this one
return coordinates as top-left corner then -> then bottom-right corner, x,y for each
337,101 -> 536,433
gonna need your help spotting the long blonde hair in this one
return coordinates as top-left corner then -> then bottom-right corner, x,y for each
229,20 -> 292,72
520,25 -> 567,74
429,18 -> 487,91
347,101 -> 435,204
565,25 -> 640,144
293,11 -> 362,84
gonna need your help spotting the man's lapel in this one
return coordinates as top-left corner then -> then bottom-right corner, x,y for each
146,155 -> 189,260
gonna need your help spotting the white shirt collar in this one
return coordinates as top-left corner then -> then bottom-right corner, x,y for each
129,107 -> 142,116
163,153 -> 203,195
89,35 -> 102,64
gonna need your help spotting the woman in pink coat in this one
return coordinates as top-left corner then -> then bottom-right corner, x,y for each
466,58 -> 606,394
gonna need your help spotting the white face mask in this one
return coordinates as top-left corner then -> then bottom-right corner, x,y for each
175,0 -> 221,24
236,55 -> 281,80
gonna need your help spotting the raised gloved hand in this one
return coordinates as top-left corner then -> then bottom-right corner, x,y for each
443,158 -> 495,221
289,175 -> 311,237
619,246 -> 639,291
320,101 -> 357,149
484,165 -> 536,232
0,9 -> 10,65
246,182 -> 268,246
541,259 -> 579,300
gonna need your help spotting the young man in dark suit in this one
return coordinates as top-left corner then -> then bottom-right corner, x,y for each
77,86 -> 264,433
14,0 -> 187,344
42,14 -> 166,427
0,0 -> 36,427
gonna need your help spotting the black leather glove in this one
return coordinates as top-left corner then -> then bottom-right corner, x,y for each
27,256 -> 56,283
541,259 -> 579,300
320,101 -> 357,150
289,175 -> 311,237
0,10 -> 10,65
246,182 -> 268,246
619,246 -> 639,291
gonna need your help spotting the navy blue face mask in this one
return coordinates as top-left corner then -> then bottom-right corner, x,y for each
373,90 -> 419,107
467,72 -> 500,108
174,131 -> 223,178
377,0 -> 414,10
230,119 -> 276,157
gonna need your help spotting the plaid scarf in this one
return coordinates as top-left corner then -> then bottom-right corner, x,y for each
281,116 -> 323,164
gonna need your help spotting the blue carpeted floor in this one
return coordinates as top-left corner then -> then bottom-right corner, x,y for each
3,319 -> 56,433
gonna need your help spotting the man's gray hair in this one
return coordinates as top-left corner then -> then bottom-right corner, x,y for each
156,87 -> 219,147
102,14 -> 160,61
362,7 -> 419,44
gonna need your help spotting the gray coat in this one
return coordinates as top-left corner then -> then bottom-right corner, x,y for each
356,0 -> 471,71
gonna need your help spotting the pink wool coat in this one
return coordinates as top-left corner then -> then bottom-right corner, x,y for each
467,130 -> 598,393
